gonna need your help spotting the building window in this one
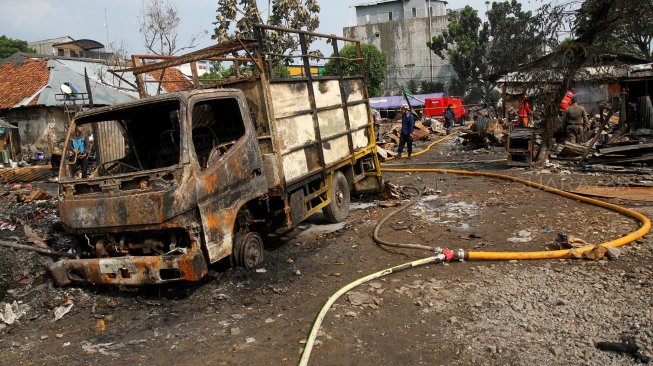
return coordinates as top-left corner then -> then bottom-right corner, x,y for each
389,11 -> 393,21
412,8 -> 417,17
429,7 -> 433,16
57,49 -> 64,56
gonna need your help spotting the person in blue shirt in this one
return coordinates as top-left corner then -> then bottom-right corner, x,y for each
68,126 -> 89,178
397,104 -> 414,159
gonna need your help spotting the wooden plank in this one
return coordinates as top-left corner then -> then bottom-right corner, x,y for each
587,153 -> 653,165
571,185 -> 653,202
598,143 -> 653,155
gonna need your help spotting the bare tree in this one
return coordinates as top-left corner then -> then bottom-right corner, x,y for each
106,38 -> 131,65
138,0 -> 200,55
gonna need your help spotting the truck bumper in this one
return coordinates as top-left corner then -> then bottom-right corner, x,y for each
48,247 -> 208,286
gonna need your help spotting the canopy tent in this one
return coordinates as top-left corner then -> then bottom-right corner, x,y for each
369,92 -> 444,110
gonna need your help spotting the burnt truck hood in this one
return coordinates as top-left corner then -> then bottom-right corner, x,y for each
60,170 -> 197,231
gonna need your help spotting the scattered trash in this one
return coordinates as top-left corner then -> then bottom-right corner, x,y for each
246,336 -> 256,343
23,224 -> 47,248
22,188 -> 53,203
255,268 -> 267,273
0,301 -> 30,325
507,230 -> 532,243
0,222 -> 16,231
81,341 -> 125,356
230,327 -> 241,336
556,232 -> 590,249
52,297 -> 74,322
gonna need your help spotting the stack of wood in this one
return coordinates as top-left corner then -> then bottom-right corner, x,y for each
558,129 -> 653,165
589,141 -> 653,165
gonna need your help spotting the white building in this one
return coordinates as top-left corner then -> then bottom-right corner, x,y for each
344,0 -> 453,95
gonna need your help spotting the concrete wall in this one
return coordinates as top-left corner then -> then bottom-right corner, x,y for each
344,15 -> 453,95
3,107 -> 69,158
355,0 -> 447,25
356,1 -> 404,25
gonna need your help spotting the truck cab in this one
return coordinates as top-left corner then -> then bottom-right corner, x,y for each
51,90 -> 268,285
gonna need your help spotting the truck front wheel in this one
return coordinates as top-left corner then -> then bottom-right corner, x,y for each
233,231 -> 264,270
323,171 -> 350,223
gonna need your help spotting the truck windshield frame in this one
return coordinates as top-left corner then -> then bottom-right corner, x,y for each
60,99 -> 182,182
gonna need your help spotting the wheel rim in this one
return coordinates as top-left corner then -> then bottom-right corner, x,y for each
335,182 -> 346,209
240,233 -> 263,269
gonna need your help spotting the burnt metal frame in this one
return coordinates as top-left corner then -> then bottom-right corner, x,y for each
112,24 -> 382,220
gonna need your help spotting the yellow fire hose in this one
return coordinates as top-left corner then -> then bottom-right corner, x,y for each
298,133 -> 651,365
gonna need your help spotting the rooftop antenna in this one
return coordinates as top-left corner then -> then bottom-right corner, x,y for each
104,8 -> 110,46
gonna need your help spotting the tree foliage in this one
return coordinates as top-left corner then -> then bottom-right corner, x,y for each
139,0 -> 199,55
213,0 -> 320,61
406,79 -> 418,94
428,6 -> 488,101
420,80 -> 444,94
428,2 -> 543,102
0,35 -> 35,60
580,0 -> 653,60
323,43 -> 387,97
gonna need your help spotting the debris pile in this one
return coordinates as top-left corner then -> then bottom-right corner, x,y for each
460,115 -> 508,148
553,110 -> 653,165
375,116 -> 447,159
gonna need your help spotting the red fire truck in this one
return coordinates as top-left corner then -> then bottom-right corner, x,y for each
423,96 -> 466,125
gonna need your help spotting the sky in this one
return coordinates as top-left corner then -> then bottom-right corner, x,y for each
0,0 -> 548,57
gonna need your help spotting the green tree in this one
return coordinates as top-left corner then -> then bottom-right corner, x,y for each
587,1 -> 653,60
213,0 -> 321,63
419,80 -> 445,93
199,61 -> 233,84
427,2 -> 543,102
406,79 -> 418,94
323,43 -> 387,97
428,6 -> 488,102
0,35 -> 36,60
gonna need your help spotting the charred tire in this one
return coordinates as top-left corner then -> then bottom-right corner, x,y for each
323,171 -> 350,223
233,231 -> 264,270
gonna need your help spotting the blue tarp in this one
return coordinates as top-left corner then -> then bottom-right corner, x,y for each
369,93 -> 444,110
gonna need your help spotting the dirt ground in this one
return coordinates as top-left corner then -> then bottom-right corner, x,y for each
1,131 -> 652,365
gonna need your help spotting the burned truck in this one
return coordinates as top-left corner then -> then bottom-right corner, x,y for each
49,26 -> 383,286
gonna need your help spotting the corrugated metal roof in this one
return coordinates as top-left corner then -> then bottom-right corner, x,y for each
0,118 -> 18,128
37,59 -> 135,106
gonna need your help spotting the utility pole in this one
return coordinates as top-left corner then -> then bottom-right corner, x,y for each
428,0 -> 433,82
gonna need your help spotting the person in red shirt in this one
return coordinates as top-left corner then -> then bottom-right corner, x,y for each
560,91 -> 574,112
517,95 -> 532,127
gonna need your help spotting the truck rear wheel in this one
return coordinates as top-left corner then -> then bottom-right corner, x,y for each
323,171 -> 350,223
233,231 -> 264,270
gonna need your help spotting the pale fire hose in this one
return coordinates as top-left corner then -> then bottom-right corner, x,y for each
297,256 -> 442,366
298,134 -> 651,365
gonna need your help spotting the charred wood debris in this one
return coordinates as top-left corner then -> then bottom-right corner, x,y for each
375,103 -> 653,172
